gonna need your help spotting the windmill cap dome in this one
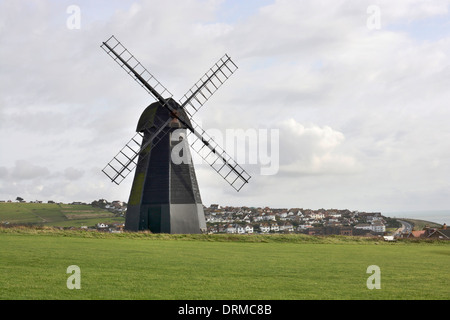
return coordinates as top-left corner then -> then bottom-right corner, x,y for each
136,98 -> 191,132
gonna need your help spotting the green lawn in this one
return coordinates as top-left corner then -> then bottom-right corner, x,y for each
0,202 -> 120,227
0,230 -> 448,300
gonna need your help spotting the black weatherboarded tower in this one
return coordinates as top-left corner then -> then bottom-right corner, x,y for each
100,36 -> 251,233
126,99 -> 205,233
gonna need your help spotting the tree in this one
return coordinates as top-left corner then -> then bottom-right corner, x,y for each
16,197 -> 24,202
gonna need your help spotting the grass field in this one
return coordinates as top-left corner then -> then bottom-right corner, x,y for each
0,202 -> 122,227
0,228 -> 448,300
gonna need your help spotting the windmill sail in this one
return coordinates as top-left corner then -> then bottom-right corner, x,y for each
101,35 -> 175,184
101,35 -> 172,104
102,115 -> 173,185
188,119 -> 251,192
179,54 -> 238,118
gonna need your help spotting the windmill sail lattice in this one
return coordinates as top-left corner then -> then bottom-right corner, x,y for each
101,36 -> 173,102
188,118 -> 251,192
102,114 -> 172,185
179,54 -> 238,118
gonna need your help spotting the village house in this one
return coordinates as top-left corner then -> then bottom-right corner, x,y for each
96,223 -> 109,230
297,224 -> 313,232
278,211 -> 288,220
226,224 -> 236,234
270,222 -> 279,232
260,223 -> 270,233
309,212 -> 325,220
236,225 -> 246,234
224,223 -> 254,234
371,221 -> 386,233
245,224 -> 254,234
279,222 -> 294,232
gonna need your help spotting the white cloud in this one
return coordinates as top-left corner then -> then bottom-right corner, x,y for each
279,119 -> 361,176
64,167 -> 85,180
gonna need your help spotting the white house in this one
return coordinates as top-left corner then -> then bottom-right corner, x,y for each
310,212 -> 325,220
245,225 -> 254,234
280,222 -> 294,232
371,221 -> 386,233
236,225 -> 246,234
264,214 -> 276,222
226,224 -> 236,234
260,223 -> 270,233
270,223 -> 279,232
253,215 -> 264,222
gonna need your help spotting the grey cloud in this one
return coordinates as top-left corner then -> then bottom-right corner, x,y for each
0,167 -> 8,178
11,160 -> 50,180
64,167 -> 84,180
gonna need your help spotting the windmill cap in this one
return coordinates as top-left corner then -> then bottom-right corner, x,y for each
136,98 -> 191,132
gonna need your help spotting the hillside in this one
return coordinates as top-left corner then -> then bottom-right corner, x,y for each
400,218 -> 442,230
0,202 -> 124,227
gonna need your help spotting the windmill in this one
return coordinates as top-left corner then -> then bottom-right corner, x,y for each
100,35 -> 251,234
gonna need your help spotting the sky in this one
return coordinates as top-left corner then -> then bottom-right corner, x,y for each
0,0 -> 449,218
